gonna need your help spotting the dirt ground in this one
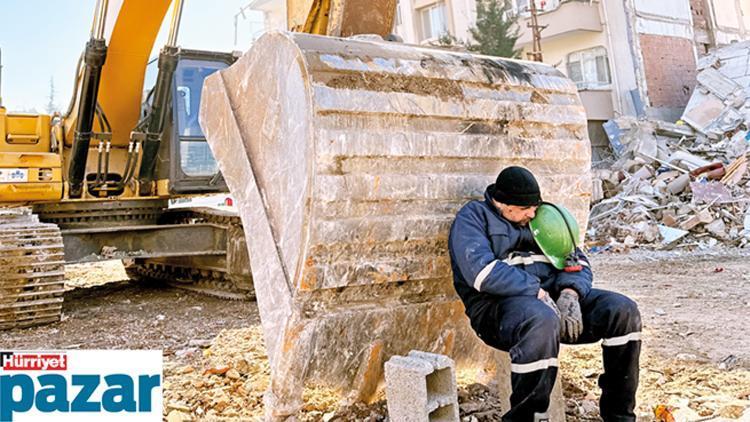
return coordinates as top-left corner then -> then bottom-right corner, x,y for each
1,250 -> 749,421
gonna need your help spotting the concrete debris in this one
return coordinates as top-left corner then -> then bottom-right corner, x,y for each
589,42 -> 750,250
690,181 -> 732,204
683,41 -> 750,138
658,225 -> 689,245
591,115 -> 749,250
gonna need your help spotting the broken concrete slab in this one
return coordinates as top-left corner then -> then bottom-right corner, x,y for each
680,214 -> 702,231
654,120 -> 696,138
661,210 -> 678,227
632,165 -> 654,180
655,170 -> 680,183
696,67 -> 742,100
668,151 -> 712,171
667,173 -> 691,195
659,225 -> 689,245
690,181 -> 733,204
706,219 -> 728,238
682,41 -> 750,137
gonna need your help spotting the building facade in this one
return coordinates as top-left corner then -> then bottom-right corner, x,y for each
393,0 -> 750,158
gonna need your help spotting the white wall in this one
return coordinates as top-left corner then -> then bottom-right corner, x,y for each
633,0 -> 693,39
394,0 -> 478,44
255,0 -> 287,31
394,0 -> 418,42
713,0 -> 741,29
451,0 -> 477,41
633,0 -> 691,19
743,0 -> 750,30
706,0 -> 750,45
603,0 -> 639,117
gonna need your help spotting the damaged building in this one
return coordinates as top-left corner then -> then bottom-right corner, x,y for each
241,0 -> 750,161
509,0 -> 750,161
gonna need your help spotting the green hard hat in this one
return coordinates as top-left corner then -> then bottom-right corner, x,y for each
529,203 -> 580,270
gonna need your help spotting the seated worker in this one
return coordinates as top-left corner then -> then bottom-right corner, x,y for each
448,166 -> 641,422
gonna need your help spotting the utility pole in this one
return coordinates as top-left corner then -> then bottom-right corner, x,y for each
526,0 -> 547,62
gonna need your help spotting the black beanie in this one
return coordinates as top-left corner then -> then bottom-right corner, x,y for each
491,166 -> 542,206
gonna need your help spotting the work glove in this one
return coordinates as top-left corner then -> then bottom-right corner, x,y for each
537,289 -> 560,319
556,290 -> 583,343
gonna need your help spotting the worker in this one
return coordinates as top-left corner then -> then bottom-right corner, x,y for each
448,166 -> 641,422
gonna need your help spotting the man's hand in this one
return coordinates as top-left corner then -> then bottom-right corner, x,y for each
537,289 -> 560,319
556,288 -> 583,342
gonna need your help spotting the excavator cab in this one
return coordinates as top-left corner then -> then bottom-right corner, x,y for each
142,49 -> 236,194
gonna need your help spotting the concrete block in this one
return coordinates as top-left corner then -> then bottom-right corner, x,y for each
385,351 -> 459,422
495,351 -> 566,421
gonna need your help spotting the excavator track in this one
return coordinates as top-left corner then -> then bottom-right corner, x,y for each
35,200 -> 254,301
123,260 -> 248,300
0,208 -> 65,330
124,207 -> 254,300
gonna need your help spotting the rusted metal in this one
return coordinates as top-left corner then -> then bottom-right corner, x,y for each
199,31 -> 591,417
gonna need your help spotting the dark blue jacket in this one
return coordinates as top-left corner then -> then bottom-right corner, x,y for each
448,186 -> 592,323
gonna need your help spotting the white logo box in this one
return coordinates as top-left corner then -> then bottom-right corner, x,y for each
0,350 -> 162,421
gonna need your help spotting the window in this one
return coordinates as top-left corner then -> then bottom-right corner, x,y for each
566,47 -> 611,89
174,59 -> 228,139
173,59 -> 228,177
419,2 -> 448,41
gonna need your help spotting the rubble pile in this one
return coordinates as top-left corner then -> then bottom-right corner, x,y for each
590,42 -> 750,250
161,328 -> 507,421
590,118 -> 749,250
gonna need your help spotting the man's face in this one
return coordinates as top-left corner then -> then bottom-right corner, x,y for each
494,201 -> 538,226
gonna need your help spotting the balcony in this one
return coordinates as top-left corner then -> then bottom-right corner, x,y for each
578,88 -> 614,121
516,0 -> 603,46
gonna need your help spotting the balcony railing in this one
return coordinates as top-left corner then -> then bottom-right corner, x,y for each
516,0 -> 603,46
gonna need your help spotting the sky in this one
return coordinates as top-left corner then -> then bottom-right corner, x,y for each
0,0 -> 265,112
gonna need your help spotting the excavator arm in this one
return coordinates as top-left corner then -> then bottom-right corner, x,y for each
62,0 -> 396,198
288,0 -> 398,37
62,0 -> 173,151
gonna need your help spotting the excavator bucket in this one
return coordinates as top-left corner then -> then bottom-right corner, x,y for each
199,31 -> 591,417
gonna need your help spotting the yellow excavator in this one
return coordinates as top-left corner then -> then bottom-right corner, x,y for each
2,0 -> 592,416
0,0 -> 398,329
0,0 -> 253,332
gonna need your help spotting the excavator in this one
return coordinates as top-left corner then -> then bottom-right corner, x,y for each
0,0 -> 397,327
0,0 -> 260,333
2,0 -> 593,417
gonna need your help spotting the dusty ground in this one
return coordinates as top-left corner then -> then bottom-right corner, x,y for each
1,251 -> 749,421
